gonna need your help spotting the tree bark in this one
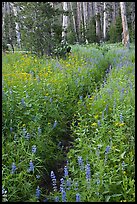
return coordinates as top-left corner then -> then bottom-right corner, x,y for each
103,2 -> 107,40
11,3 -> 21,48
62,2 -> 68,44
120,2 -> 130,48
70,2 -> 78,42
95,2 -> 101,42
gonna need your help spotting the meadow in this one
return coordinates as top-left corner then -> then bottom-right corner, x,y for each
2,43 -> 135,202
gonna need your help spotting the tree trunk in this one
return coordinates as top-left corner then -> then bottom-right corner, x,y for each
76,2 -> 82,43
120,2 -> 130,49
103,2 -> 107,40
95,2 -> 101,43
70,2 -> 78,42
11,3 -> 21,48
83,2 -> 88,43
62,2 -> 68,44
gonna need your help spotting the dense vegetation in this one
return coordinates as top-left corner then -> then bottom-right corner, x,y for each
2,43 -> 135,202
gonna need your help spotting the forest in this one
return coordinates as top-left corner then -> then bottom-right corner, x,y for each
2,2 -> 135,202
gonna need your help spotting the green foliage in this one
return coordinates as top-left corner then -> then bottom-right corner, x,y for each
2,43 -> 135,202
86,17 -> 96,43
3,12 -> 16,47
16,2 -> 63,56
108,16 -> 123,43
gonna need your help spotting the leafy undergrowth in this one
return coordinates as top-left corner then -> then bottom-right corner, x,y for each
2,44 -> 135,202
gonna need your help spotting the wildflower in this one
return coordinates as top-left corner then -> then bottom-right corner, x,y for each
43,198 -> 48,202
22,127 -> 27,137
11,162 -> 16,174
79,95 -> 83,100
64,166 -> 68,177
28,160 -> 34,172
51,171 -> 57,191
32,145 -> 37,153
96,177 -> 100,185
122,161 -> 125,171
60,178 -> 64,192
10,127 -> 13,133
36,186 -> 40,199
78,156 -> 84,171
94,114 -> 99,119
66,178 -> 71,190
119,123 -> 125,127
92,122 -> 97,127
105,146 -> 110,154
76,193 -> 80,202
25,133 -> 30,140
21,98 -> 26,107
53,120 -> 57,129
55,196 -> 59,202
85,163 -> 91,181
50,98 -> 53,103
36,75 -> 40,82
102,111 -> 104,120
62,190 -> 66,202
36,175 -> 40,179
38,127 -> 42,135
9,89 -> 12,95
74,182 -> 78,191
120,113 -> 123,123
97,120 -> 101,126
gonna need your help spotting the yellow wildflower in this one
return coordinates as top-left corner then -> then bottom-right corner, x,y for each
94,115 -> 99,119
119,123 -> 125,127
92,122 -> 97,126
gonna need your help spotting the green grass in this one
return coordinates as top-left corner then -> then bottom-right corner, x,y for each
2,43 -> 135,202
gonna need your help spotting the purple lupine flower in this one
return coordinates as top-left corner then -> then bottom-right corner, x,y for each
66,178 -> 71,190
53,121 -> 57,129
104,146 -> 110,165
62,190 -> 66,202
36,186 -> 40,199
55,196 -> 59,202
28,160 -> 34,172
85,163 -> 91,181
36,75 -> 40,82
96,177 -> 100,185
105,104 -> 108,113
121,88 -> 125,94
122,161 -> 125,171
64,166 -> 68,177
105,146 -> 110,154
78,156 -> 84,171
11,162 -> 16,174
74,182 -> 78,191
25,132 -> 30,140
97,120 -> 101,127
50,98 -> 53,103
32,145 -> 37,153
21,98 -> 26,107
10,127 -> 13,133
23,127 -> 27,137
36,175 -> 40,179
79,95 -> 83,100
51,171 -> 57,191
120,113 -> 123,123
102,111 -> 104,120
38,127 -> 42,135
76,193 -> 80,202
14,134 -> 17,141
60,178 -> 64,192
9,89 -> 12,95
43,198 -> 48,202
